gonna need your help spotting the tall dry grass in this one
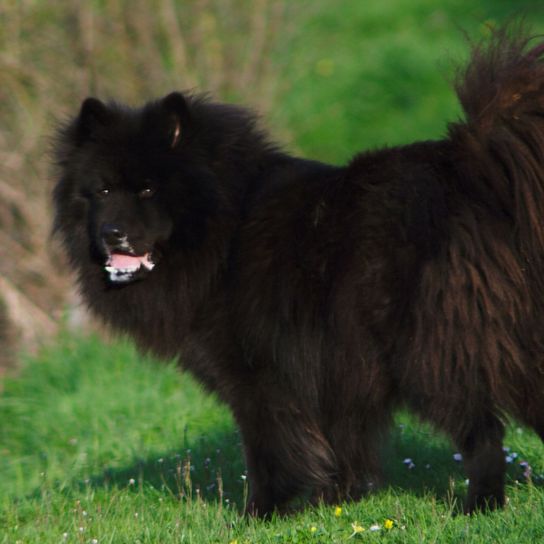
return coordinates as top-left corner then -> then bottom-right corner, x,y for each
0,0 -> 294,371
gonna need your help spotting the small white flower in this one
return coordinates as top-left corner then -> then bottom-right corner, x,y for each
369,524 -> 381,531
453,453 -> 463,462
403,458 -> 415,469
240,474 -> 247,481
129,478 -> 136,485
505,455 -> 513,463
79,526 -> 84,532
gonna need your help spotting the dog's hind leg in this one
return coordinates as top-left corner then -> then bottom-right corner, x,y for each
411,397 -> 506,513
455,414 -> 506,513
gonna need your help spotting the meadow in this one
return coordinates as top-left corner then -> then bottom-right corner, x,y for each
2,0 -> 544,542
3,337 -> 544,543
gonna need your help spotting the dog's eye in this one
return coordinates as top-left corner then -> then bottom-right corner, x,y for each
97,188 -> 110,197
138,187 -> 156,199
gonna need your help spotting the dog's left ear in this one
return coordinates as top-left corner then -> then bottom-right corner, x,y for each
161,92 -> 190,148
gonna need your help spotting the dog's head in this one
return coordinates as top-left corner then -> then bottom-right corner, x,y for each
54,92 -> 218,285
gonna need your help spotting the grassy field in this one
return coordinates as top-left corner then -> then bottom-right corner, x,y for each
2,336 -> 544,543
4,0 -> 544,542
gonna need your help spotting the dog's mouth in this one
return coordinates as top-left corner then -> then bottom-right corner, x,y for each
104,251 -> 155,283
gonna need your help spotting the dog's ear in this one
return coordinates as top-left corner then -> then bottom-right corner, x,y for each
160,92 -> 190,148
76,97 -> 112,143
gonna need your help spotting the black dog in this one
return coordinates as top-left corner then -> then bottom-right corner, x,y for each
53,27 -> 544,515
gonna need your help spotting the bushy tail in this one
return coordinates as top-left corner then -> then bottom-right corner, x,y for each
456,24 -> 544,131
450,24 -> 544,260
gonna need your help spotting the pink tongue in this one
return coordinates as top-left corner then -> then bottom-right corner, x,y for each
109,253 -> 143,269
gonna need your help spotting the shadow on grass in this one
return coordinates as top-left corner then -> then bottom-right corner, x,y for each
83,428 -> 248,508
38,420 -> 537,515
382,421 -> 541,513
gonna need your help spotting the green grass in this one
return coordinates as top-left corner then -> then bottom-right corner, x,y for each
0,337 -> 544,543
2,335 -> 544,543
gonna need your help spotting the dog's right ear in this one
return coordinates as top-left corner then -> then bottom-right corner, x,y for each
76,97 -> 112,143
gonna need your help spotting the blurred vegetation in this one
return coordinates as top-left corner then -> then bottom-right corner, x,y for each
0,0 -> 543,371
278,0 -> 544,162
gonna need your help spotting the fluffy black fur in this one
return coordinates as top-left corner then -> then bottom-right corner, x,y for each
53,27 -> 544,515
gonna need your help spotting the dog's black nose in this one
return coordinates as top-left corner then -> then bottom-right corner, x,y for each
101,223 -> 125,245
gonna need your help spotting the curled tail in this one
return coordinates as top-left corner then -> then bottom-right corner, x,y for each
450,24 -> 544,260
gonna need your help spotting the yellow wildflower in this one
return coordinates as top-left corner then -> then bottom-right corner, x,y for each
310,526 -> 317,533
334,506 -> 342,517
384,519 -> 394,530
